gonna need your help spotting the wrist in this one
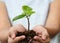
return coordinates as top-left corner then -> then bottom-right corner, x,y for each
0,29 -> 9,43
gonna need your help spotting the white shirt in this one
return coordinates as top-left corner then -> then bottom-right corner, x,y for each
2,0 -> 52,29
0,0 -> 59,43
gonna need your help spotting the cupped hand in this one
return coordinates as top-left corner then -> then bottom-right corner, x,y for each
8,24 -> 26,43
32,25 -> 50,43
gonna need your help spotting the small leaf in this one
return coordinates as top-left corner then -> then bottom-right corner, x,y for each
22,5 -> 32,12
22,5 -> 35,16
12,13 -> 26,21
29,11 -> 35,16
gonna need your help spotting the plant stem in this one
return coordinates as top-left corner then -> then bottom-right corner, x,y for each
26,15 -> 30,31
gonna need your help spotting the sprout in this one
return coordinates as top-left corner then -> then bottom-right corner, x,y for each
13,5 -> 35,31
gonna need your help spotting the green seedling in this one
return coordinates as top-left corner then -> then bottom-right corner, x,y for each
13,5 -> 35,31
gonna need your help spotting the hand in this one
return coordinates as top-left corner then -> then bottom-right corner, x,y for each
32,25 -> 50,43
8,24 -> 26,43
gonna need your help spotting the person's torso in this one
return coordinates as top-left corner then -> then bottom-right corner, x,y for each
4,0 -> 51,29
1,0 -> 59,43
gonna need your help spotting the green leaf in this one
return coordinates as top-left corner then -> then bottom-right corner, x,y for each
22,5 -> 32,12
29,11 -> 35,16
12,13 -> 26,21
12,5 -> 35,21
22,5 -> 35,16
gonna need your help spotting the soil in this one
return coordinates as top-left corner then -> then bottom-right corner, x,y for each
16,30 -> 37,43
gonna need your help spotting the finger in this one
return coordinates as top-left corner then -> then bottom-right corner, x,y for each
14,24 -> 26,32
14,35 -> 25,42
8,36 -> 14,43
42,34 -> 46,41
9,30 -> 16,39
8,35 -> 25,43
42,31 -> 49,41
11,33 -> 16,39
33,36 -> 43,43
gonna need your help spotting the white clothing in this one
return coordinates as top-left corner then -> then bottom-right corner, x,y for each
0,0 -> 59,43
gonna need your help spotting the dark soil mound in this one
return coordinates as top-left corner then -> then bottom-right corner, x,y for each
16,30 -> 36,43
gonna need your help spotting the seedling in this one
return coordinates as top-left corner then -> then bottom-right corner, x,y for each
13,5 -> 35,31
13,5 -> 36,43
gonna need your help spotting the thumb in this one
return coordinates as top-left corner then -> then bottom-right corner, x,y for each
14,35 -> 25,42
12,33 -> 16,39
42,35 -> 46,41
34,36 -> 43,43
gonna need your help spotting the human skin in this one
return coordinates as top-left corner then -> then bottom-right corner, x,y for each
32,25 -> 50,43
45,0 -> 60,38
0,0 -> 60,43
8,24 -> 26,43
0,1 -> 11,43
32,0 -> 60,43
